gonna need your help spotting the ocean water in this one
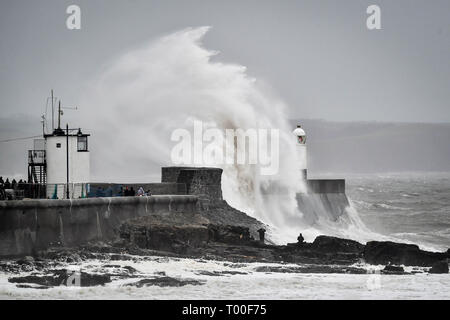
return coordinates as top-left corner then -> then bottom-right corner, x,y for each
0,172 -> 449,299
0,256 -> 448,300
346,172 -> 450,252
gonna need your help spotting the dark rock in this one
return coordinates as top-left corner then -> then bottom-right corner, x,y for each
1,260 -> 39,273
195,270 -> 248,277
37,248 -> 94,262
65,253 -> 82,263
103,264 -> 122,268
16,284 -> 50,290
9,270 -> 111,287
196,271 -> 224,277
382,265 -> 405,274
101,264 -> 138,278
364,241 -> 447,267
218,270 -> 248,275
119,214 -> 210,253
17,256 -> 34,265
125,276 -> 204,288
429,261 -> 449,274
310,236 -> 364,254
208,225 -> 253,244
9,275 -> 59,287
203,200 -> 266,241
78,273 -> 111,286
279,237 -> 363,266
110,254 -> 134,261
254,266 -> 302,273
122,265 -> 138,274
223,263 -> 247,268
254,265 -> 366,274
383,265 -> 404,272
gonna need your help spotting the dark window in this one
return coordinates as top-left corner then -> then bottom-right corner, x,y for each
56,143 -> 61,148
77,136 -> 88,152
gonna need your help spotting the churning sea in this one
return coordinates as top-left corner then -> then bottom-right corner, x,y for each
347,172 -> 450,252
0,172 -> 449,299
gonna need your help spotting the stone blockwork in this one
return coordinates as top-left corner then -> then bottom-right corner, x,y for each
162,167 -> 223,201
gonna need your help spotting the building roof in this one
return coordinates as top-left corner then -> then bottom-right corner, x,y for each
293,126 -> 306,136
44,128 -> 90,138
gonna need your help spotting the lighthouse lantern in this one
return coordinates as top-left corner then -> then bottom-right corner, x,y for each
293,125 -> 307,180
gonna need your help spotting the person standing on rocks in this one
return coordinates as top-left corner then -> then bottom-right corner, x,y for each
0,177 -> 5,201
257,228 -> 266,243
297,233 -> 305,245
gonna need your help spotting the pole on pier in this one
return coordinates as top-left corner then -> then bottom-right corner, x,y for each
66,123 -> 70,199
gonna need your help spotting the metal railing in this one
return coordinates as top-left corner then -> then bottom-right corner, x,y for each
1,183 -> 153,200
0,183 -> 89,200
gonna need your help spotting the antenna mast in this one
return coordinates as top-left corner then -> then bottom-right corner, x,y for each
51,89 -> 54,131
41,115 -> 45,136
58,100 -> 63,130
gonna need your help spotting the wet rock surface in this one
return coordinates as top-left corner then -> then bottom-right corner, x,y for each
364,241 -> 448,267
125,277 -> 205,288
8,270 -> 111,287
195,270 -> 248,276
310,236 -> 364,254
116,215 -> 450,272
116,213 -> 367,267
382,265 -> 407,275
429,261 -> 449,274
254,265 -> 367,274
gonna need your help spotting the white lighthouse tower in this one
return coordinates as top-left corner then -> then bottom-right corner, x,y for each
293,125 -> 307,180
44,101 -> 90,199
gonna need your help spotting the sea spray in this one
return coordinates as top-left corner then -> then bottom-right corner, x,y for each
80,26 -> 380,245
80,27 -> 307,236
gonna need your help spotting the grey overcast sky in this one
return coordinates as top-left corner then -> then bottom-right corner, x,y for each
1,0 -> 450,123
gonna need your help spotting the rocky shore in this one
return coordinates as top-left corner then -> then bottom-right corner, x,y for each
0,200 -> 448,289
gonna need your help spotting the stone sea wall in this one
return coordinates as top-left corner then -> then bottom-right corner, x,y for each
0,195 -> 197,256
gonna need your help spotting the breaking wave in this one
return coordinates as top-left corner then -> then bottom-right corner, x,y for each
80,27 -> 379,245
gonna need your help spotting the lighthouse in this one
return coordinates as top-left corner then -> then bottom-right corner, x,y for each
293,125 -> 307,180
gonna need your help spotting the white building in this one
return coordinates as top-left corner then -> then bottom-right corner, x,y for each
44,127 -> 90,199
293,125 -> 307,180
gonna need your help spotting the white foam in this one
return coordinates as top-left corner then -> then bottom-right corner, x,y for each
1,256 -> 448,300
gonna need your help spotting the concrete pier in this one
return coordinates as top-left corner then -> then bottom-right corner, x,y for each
0,166 -> 351,257
0,195 -> 197,256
